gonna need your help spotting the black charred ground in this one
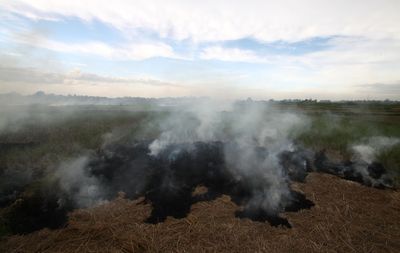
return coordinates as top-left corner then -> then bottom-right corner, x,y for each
0,140 -> 394,235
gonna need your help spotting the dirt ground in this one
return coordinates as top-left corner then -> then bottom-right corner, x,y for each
1,172 -> 399,253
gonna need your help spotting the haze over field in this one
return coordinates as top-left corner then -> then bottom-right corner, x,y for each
0,0 -> 400,100
1,2 -> 400,252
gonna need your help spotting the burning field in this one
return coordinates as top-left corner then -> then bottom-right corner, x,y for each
1,171 -> 399,252
0,101 -> 400,252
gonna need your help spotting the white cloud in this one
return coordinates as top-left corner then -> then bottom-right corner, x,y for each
0,65 -> 189,97
1,0 -> 400,99
200,37 -> 400,82
200,46 -> 265,63
355,82 -> 400,95
0,65 -> 181,87
2,0 -> 400,42
289,37 -> 400,86
11,33 -> 180,60
46,40 -> 180,60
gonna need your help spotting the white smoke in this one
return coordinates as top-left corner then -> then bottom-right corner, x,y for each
54,155 -> 106,208
350,136 -> 399,187
352,136 -> 400,163
148,100 -> 309,214
149,99 -> 231,156
149,101 -> 307,154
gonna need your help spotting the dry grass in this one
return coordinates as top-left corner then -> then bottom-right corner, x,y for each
1,173 -> 400,253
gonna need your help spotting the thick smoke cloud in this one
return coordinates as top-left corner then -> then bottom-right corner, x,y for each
55,155 -> 106,208
147,101 -> 309,215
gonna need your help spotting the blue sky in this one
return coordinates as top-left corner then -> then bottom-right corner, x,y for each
0,0 -> 399,99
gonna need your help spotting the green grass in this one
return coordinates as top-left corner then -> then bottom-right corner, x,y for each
0,104 -> 399,185
295,114 -> 400,151
376,143 -> 400,184
0,109 -> 168,171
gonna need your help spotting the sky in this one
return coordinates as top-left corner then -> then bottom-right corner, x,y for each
0,0 -> 399,100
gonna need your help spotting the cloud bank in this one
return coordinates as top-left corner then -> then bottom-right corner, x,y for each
1,0 -> 400,99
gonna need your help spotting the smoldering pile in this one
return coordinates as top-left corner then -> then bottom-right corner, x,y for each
314,150 -> 393,188
57,140 -> 400,227
0,139 -> 394,235
85,140 -> 393,222
87,141 -> 313,227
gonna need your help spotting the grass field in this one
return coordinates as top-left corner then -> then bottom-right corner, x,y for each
1,102 -> 399,181
0,102 -> 399,240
